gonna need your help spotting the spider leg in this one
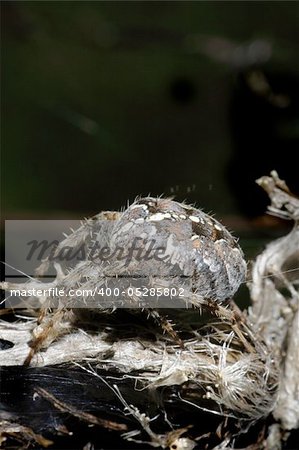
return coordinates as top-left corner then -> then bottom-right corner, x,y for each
146,309 -> 184,348
24,307 -> 73,366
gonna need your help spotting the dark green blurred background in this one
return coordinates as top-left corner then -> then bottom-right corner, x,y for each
2,1 -> 299,220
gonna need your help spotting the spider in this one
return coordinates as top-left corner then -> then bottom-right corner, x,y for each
1,197 -> 246,365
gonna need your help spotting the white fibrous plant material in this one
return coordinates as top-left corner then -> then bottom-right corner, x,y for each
248,171 -> 299,431
0,172 -> 298,448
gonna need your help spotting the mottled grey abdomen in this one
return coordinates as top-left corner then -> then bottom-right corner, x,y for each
111,197 -> 246,302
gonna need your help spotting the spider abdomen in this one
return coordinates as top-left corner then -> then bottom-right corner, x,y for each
110,197 -> 246,302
